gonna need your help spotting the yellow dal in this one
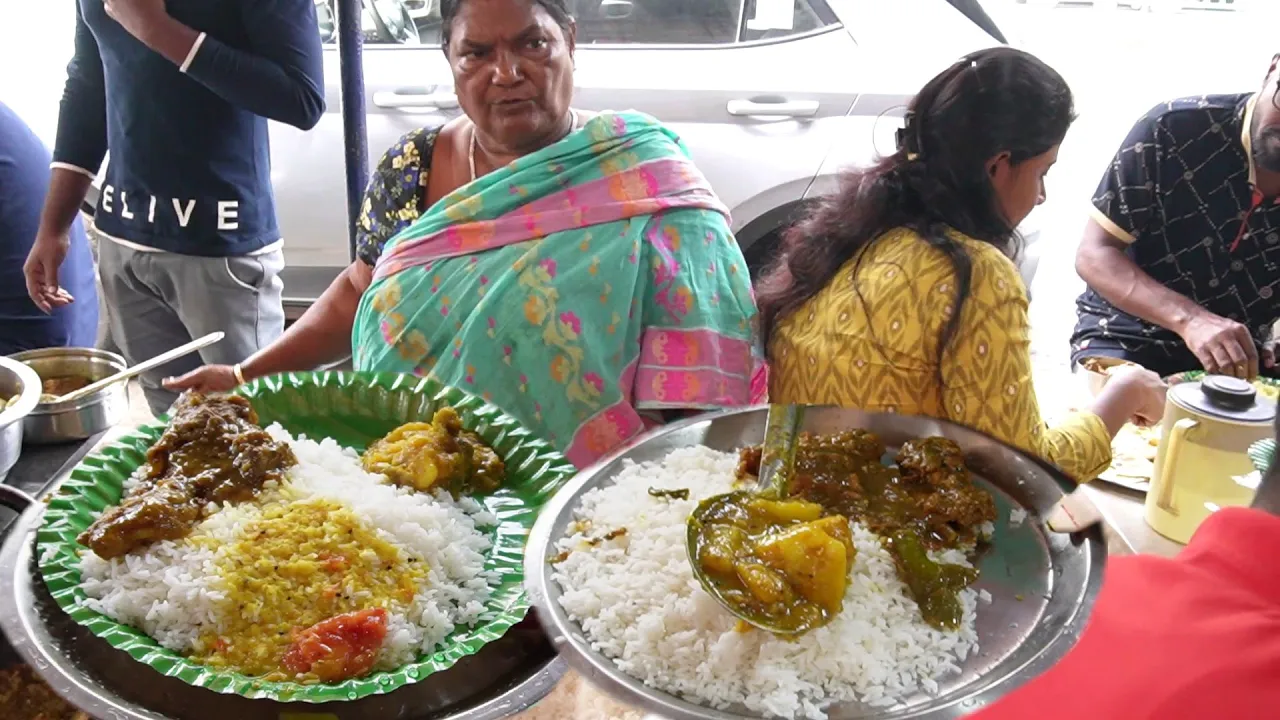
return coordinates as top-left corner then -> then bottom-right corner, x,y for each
194,496 -> 426,681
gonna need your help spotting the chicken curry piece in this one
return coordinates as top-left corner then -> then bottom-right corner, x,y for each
362,407 -> 505,495
692,495 -> 856,634
78,393 -> 297,559
39,374 -> 92,401
735,430 -> 995,630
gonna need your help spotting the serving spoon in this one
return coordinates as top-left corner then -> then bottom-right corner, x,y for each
685,403 -> 807,633
47,332 -> 225,405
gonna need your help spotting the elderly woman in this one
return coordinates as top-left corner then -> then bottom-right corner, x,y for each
169,0 -> 763,468
758,48 -> 1166,482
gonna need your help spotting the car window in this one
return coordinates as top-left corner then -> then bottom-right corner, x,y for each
738,0 -> 834,43
571,0 -> 744,45
315,0 -> 426,46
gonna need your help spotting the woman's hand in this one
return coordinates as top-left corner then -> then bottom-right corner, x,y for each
1112,366 -> 1168,426
163,365 -> 241,394
1092,365 -> 1167,435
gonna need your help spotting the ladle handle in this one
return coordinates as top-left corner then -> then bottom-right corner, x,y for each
52,332 -> 225,405
757,404 -> 804,498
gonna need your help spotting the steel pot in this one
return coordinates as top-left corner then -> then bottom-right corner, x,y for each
7,348 -> 130,445
0,357 -> 42,481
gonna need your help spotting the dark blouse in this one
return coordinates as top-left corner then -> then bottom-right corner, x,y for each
355,126 -> 442,267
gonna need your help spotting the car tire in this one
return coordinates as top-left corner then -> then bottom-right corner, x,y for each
744,228 -> 786,281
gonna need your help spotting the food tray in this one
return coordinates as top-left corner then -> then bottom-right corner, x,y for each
0,454 -> 566,720
0,372 -> 575,718
526,406 -> 1106,719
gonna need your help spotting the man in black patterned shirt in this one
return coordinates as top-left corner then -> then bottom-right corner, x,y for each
1071,56 -> 1280,379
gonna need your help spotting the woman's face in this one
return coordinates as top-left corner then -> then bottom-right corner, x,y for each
447,0 -> 576,152
988,144 -> 1059,228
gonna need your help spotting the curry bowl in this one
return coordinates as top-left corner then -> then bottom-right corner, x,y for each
525,406 -> 1106,720
8,347 -> 130,444
33,371 -> 577,703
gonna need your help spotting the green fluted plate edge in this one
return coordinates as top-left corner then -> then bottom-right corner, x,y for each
1249,438 -> 1275,475
34,371 -> 577,703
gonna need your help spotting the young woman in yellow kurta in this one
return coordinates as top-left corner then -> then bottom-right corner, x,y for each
760,48 -> 1167,483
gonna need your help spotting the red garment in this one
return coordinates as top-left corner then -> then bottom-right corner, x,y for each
970,507 -> 1280,720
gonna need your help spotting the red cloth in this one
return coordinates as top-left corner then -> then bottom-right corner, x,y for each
969,507 -> 1280,720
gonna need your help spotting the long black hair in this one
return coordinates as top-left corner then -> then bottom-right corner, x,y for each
756,47 -> 1074,390
439,0 -> 573,53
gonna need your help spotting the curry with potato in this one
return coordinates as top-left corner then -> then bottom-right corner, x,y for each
694,430 -> 996,634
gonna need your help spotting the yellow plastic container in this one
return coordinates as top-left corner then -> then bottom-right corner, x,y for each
1146,375 -> 1274,544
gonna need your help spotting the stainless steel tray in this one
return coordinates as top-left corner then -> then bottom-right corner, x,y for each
526,407 -> 1106,719
0,480 -> 565,720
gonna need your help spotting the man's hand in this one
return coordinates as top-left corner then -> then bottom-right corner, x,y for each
1179,312 -> 1258,379
23,232 -> 74,314
104,0 -> 169,44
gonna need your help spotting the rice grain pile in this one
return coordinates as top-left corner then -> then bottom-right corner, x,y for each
77,425 -> 499,678
551,447 -> 981,720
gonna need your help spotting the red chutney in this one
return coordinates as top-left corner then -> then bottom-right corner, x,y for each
282,608 -> 389,683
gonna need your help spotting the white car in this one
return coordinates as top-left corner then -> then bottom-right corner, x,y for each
95,0 -> 1038,314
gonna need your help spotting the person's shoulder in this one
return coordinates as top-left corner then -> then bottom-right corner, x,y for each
882,227 -> 1021,279
584,110 -> 682,145
375,125 -> 444,173
1139,93 -> 1249,136
885,227 -> 1025,304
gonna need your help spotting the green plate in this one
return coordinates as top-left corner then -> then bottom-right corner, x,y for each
35,371 -> 576,702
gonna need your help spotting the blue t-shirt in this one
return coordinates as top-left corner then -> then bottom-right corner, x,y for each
0,102 -> 98,353
53,0 -> 325,257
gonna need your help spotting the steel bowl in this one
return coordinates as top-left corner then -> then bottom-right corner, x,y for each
0,357 -> 42,481
526,406 -> 1107,719
8,348 -> 130,445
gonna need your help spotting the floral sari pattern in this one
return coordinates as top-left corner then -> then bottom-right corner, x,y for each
352,111 -> 764,468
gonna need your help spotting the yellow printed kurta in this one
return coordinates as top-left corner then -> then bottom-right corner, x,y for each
769,228 -> 1111,482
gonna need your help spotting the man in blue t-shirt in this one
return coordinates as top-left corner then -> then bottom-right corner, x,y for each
0,102 -> 97,355
24,0 -> 324,415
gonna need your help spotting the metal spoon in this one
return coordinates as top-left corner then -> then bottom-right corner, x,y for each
48,332 -> 225,405
686,404 -> 806,633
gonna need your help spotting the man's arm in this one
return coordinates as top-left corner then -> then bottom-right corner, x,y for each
27,2 -> 106,312
1075,219 -> 1203,335
46,0 -> 108,235
124,0 -> 325,130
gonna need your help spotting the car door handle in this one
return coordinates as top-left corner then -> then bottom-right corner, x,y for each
372,90 -> 460,109
726,99 -> 820,118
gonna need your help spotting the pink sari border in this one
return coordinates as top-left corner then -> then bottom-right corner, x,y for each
564,401 -> 652,469
373,157 -> 728,283
638,327 -> 754,377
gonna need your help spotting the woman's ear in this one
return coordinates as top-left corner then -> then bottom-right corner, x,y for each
986,151 -> 1012,179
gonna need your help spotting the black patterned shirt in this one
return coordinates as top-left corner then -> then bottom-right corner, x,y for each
355,126 -> 441,267
1071,93 -> 1280,375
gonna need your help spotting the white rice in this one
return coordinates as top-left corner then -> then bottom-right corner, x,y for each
552,447 -> 980,720
1009,507 -> 1028,527
77,424 -> 498,669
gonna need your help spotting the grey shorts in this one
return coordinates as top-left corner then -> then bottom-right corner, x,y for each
97,240 -> 285,416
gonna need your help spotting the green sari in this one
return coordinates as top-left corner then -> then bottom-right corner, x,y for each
352,111 -> 763,468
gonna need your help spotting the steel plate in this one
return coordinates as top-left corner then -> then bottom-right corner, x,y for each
0,492 -> 566,720
525,407 -> 1106,719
